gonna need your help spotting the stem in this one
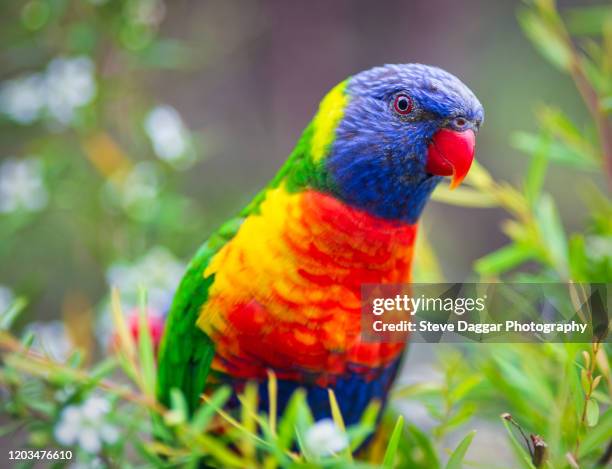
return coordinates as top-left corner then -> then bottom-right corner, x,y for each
0,331 -> 166,415
555,17 -> 612,186
574,341 -> 601,459
504,414 -> 535,459
569,58 -> 612,186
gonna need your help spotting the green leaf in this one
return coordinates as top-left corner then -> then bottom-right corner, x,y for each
449,375 -> 482,403
535,194 -> 568,275
345,426 -> 374,455
138,288 -> 156,397
393,382 -> 443,400
444,403 -> 477,432
254,418 -> 290,467
537,107 -> 586,148
536,106 -> 600,165
0,297 -> 27,330
21,0 -> 51,31
328,389 -> 347,435
333,403 -> 353,462
501,417 -> 537,469
168,388 -> 188,425
511,132 -> 598,170
28,399 -> 54,417
192,432 -> 250,468
445,430 -> 475,469
238,381 -> 257,459
432,185 -> 498,208
21,330 -> 35,348
568,235 -> 589,281
277,389 -> 305,451
382,415 -> 404,468
133,439 -> 171,468
293,390 -> 315,459
592,390 -> 612,405
348,400 -> 380,451
267,370 -> 278,436
524,134 -> 550,206
517,9 -> 572,70
400,423 -> 441,469
475,243 -> 535,276
565,5 -> 612,35
586,398 -> 599,427
67,350 -> 83,368
579,407 -> 612,457
89,358 -> 117,383
191,386 -> 231,432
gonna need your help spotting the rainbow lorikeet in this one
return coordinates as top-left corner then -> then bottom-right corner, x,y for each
157,64 -> 484,425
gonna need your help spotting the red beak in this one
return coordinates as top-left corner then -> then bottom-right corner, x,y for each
426,128 -> 476,189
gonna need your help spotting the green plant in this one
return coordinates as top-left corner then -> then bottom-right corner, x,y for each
0,0 -> 610,468
400,1 -> 612,467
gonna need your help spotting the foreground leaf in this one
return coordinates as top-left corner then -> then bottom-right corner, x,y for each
445,430 -> 475,469
382,415 -> 404,468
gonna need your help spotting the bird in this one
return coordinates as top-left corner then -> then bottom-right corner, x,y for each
156,63 -> 484,428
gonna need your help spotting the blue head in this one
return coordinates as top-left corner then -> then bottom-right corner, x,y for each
321,63 -> 484,224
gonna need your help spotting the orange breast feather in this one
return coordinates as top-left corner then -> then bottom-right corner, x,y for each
197,185 -> 416,383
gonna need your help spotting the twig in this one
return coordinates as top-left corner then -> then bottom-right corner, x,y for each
502,413 -> 549,467
574,341 -> 601,460
556,16 -> 612,186
0,331 -> 166,415
502,413 -> 534,459
569,58 -> 612,186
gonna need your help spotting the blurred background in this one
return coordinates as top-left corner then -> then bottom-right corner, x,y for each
2,0 -> 605,334
0,0 -> 610,466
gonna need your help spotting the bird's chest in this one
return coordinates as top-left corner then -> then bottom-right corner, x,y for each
199,187 -> 416,378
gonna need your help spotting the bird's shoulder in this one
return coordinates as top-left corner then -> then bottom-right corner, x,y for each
161,118 -> 319,352
156,213 -> 244,409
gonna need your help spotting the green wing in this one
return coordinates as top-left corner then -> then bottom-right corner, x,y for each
156,217 -> 242,414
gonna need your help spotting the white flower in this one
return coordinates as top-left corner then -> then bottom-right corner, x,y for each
0,74 -> 46,124
0,285 -> 14,315
45,56 -> 96,125
81,396 -> 111,419
144,105 -> 194,167
0,158 -> 48,213
0,56 -> 96,126
55,396 -> 119,454
304,419 -> 349,457
25,320 -> 72,362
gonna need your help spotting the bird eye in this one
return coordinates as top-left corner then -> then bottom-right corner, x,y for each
393,94 -> 413,115
453,117 -> 468,128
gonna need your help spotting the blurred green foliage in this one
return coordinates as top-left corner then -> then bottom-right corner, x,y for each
0,0 -> 208,321
0,0 -> 611,468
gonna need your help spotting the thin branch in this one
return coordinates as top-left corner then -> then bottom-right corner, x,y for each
561,28 -> 612,186
574,341 -> 601,460
0,331 -> 166,415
